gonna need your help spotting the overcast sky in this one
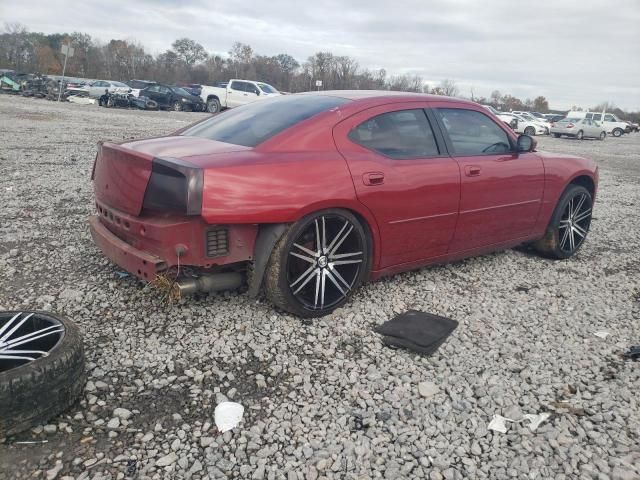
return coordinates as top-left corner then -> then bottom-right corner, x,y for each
3,0 -> 639,110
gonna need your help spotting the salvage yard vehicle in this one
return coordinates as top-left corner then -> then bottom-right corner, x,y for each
551,118 -> 606,140
200,79 -> 280,113
86,80 -> 130,98
567,111 -> 629,137
139,83 -> 206,111
89,92 -> 598,318
126,79 -> 156,97
499,112 -> 547,136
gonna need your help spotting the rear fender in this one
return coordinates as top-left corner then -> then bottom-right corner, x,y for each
248,224 -> 289,297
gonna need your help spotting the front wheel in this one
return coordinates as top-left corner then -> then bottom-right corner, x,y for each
612,128 -> 623,137
599,131 -> 606,141
172,101 -> 182,112
553,133 -> 561,138
576,130 -> 584,140
533,185 -> 593,259
264,210 -> 370,318
524,126 -> 536,136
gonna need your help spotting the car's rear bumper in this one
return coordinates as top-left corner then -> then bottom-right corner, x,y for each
89,202 -> 259,280
89,215 -> 167,280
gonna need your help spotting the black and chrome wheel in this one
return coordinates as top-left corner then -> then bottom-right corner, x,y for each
533,185 -> 593,259
264,210 -> 370,318
524,126 -> 536,136
612,128 -> 623,137
172,101 -> 183,112
0,312 -> 86,436
576,130 -> 584,140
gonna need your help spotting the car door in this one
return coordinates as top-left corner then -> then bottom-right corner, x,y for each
89,81 -> 105,98
429,103 -> 544,252
243,83 -> 261,104
334,104 -> 460,268
144,85 -> 160,104
227,81 -> 247,108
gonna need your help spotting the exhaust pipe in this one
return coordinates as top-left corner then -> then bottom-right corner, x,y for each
175,272 -> 243,296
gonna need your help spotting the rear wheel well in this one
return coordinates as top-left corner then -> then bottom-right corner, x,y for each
569,175 -> 595,197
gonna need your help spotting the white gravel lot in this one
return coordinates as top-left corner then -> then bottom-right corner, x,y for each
0,95 -> 638,480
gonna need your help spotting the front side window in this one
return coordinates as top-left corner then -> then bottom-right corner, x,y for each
258,83 -> 278,93
183,94 -> 349,147
436,108 -> 512,155
348,109 -> 439,159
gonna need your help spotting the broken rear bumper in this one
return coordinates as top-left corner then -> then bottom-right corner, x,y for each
89,216 -> 166,280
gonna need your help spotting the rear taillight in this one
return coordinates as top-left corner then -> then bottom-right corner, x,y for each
142,158 -> 203,215
566,123 -> 574,129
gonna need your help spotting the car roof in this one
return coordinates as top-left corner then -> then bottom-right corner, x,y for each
298,90 -> 474,108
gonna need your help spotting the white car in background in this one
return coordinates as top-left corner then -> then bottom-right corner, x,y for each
86,80 -> 131,99
482,105 -> 520,128
512,111 -> 550,134
499,113 -> 547,136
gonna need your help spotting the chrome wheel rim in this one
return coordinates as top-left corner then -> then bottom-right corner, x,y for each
0,312 -> 65,373
286,215 -> 364,311
558,193 -> 592,253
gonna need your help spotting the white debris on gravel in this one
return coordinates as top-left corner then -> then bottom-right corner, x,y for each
0,96 -> 639,479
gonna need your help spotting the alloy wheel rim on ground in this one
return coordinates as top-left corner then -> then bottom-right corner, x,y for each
0,312 -> 65,373
286,214 -> 364,311
558,193 -> 592,253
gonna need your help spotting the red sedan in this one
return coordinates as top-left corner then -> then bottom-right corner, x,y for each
90,92 -> 597,317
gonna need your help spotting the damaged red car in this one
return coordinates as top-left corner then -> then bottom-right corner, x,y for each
90,92 -> 598,317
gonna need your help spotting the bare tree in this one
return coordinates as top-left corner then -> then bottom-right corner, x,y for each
172,38 -> 207,66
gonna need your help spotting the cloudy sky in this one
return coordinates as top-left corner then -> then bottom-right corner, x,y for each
4,0 -> 639,110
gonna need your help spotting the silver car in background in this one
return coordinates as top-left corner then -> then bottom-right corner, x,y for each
551,118 -> 606,140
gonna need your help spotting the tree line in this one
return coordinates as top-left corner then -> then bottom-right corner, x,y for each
1,22 -> 637,120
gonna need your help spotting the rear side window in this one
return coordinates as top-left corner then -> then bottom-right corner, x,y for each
436,108 -> 512,155
182,95 -> 350,147
348,109 -> 440,159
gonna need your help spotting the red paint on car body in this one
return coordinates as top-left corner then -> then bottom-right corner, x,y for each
89,91 -> 598,283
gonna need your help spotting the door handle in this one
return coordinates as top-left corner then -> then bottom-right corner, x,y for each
465,165 -> 481,177
363,172 -> 385,186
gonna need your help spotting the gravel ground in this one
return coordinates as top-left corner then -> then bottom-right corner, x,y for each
0,95 -> 638,480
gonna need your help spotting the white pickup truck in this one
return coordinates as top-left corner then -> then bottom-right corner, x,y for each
200,79 -> 281,113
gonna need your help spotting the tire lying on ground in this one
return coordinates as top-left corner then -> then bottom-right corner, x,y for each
0,311 -> 86,437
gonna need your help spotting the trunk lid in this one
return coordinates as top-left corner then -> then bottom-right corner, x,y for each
93,136 -> 250,216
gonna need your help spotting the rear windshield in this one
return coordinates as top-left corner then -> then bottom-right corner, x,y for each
182,95 -> 349,147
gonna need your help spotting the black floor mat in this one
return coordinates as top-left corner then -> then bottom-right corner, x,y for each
375,310 -> 459,355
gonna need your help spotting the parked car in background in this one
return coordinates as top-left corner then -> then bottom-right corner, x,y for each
546,114 -> 567,123
512,111 -> 550,133
625,121 -> 639,132
178,83 -> 203,97
200,79 -> 281,113
139,84 -> 206,111
126,79 -> 156,97
86,80 -> 131,98
550,118 -> 606,140
89,91 -> 598,317
499,113 -> 547,135
567,111 -> 629,137
481,105 -> 519,129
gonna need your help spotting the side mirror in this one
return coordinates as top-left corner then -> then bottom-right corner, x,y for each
517,134 -> 536,153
